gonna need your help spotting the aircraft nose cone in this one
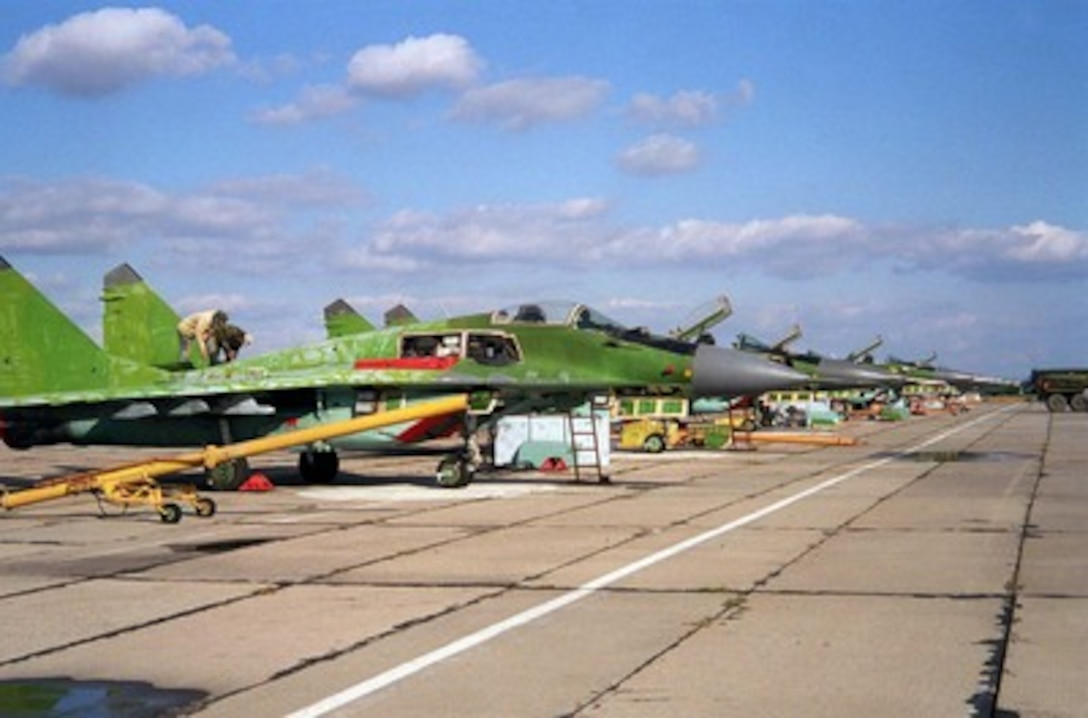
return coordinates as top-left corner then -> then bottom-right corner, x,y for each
692,344 -> 808,397
818,359 -> 905,389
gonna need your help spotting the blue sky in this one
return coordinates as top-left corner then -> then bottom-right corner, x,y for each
1,1 -> 1085,381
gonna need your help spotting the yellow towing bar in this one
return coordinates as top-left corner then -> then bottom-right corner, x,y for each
2,394 -> 470,520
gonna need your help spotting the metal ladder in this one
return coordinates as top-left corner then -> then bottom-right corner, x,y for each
566,408 -> 609,483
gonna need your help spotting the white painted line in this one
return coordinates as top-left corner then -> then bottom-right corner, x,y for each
286,408 -> 1009,718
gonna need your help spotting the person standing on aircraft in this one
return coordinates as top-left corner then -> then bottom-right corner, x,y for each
177,309 -> 228,364
216,324 -> 252,363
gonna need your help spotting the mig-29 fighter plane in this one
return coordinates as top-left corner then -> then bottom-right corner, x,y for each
734,325 -> 906,390
879,353 -> 1016,395
1,257 -> 808,489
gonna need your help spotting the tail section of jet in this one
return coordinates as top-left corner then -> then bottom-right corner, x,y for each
101,263 -> 186,369
324,298 -> 375,338
0,257 -> 161,401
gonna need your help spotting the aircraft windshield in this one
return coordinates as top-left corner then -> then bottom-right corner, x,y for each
492,301 -> 628,330
735,333 -> 772,352
492,301 -> 696,355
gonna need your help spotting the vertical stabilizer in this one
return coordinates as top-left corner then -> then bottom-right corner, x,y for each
324,298 -> 375,338
102,263 -> 184,369
384,304 -> 418,327
0,257 -> 115,397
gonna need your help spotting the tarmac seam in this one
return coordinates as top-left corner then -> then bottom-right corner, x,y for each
570,594 -> 750,716
0,583 -> 275,668
985,408 -> 1050,717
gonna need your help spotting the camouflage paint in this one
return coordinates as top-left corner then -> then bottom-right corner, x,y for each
102,263 -> 186,369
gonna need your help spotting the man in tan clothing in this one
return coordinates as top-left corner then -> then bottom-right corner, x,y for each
177,309 -> 227,364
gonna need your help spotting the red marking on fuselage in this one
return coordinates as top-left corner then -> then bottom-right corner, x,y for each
354,356 -> 460,371
395,412 -> 463,443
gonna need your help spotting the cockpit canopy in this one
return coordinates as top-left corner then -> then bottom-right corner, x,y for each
491,301 -> 627,331
492,301 -> 697,355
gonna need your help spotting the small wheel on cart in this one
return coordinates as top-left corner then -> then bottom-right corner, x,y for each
642,433 -> 666,454
194,497 -> 217,518
159,503 -> 183,524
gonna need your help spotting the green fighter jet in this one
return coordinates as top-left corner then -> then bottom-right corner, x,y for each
735,325 -> 906,390
880,353 -> 1016,395
1,257 -> 807,488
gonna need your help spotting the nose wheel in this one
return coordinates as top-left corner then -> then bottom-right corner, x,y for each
436,453 -> 474,488
435,414 -> 484,488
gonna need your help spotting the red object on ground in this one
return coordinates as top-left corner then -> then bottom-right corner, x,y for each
539,457 -> 568,472
238,473 -> 275,491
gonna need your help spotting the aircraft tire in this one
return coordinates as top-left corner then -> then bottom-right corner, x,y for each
299,450 -> 340,484
436,456 -> 473,488
206,458 -> 250,491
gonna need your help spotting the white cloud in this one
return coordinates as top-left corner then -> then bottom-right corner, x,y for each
343,200 -> 614,270
627,80 -> 755,127
595,214 -> 871,280
0,176 -> 167,252
251,84 -> 358,125
894,221 -> 1088,279
344,204 -> 872,279
616,134 -> 701,175
1007,221 -> 1088,262
452,76 -> 609,130
2,7 -> 234,97
5,174 -> 1083,288
0,173 -> 362,266
209,169 -> 367,207
628,90 -> 720,127
347,34 -> 482,98
653,215 -> 866,259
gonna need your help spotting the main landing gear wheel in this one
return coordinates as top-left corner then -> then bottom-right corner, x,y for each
436,455 -> 474,488
205,458 -> 250,491
299,450 -> 340,484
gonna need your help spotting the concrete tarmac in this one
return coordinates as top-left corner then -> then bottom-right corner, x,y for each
0,400 -> 1084,717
